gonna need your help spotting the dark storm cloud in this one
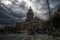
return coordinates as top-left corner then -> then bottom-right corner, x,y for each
30,0 -> 60,20
0,11 -> 10,18
0,18 -> 12,24
0,2 -> 26,24
0,7 -> 14,24
0,0 -> 60,24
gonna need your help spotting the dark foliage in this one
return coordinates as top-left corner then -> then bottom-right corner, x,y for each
52,8 -> 60,28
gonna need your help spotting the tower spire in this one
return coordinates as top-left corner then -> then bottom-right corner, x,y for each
26,7 -> 34,21
30,6 -> 31,9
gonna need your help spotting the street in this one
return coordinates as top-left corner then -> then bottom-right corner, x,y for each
0,33 -> 59,40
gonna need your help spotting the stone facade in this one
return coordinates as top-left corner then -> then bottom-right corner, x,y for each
16,7 -> 44,32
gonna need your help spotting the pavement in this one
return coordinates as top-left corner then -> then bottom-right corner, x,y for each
0,33 -> 60,40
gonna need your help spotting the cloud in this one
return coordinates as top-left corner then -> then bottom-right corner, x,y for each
1,0 -> 12,5
0,0 -> 60,24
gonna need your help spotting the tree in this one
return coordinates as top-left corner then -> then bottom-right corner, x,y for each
52,7 -> 60,28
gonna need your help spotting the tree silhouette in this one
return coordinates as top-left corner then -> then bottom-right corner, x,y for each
52,7 -> 60,28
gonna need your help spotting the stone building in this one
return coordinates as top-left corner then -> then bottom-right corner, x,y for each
16,7 -> 44,32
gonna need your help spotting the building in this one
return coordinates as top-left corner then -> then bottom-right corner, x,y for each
16,7 -> 44,32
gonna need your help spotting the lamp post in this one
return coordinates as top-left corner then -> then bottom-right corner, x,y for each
46,0 -> 55,39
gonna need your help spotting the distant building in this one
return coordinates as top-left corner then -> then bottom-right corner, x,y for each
16,7 -> 44,32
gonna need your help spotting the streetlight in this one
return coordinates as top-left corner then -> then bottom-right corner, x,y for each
46,0 -> 55,39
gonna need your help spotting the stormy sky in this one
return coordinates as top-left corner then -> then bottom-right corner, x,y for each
0,0 -> 60,25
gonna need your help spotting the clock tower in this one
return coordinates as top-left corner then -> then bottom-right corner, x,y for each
26,7 -> 34,21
